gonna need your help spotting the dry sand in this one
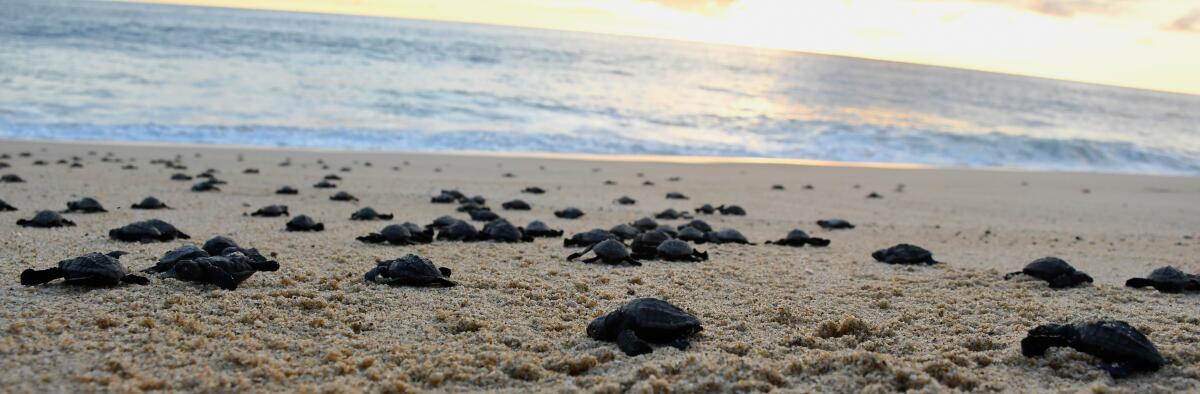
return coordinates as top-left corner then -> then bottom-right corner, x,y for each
1,139 -> 1199,393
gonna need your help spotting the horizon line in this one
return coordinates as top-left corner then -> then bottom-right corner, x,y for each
113,0 -> 1199,97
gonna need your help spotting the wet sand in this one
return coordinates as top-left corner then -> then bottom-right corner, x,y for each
1,139 -> 1199,393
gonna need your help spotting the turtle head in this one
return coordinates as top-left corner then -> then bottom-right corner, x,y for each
587,315 -> 614,340
1021,323 -> 1076,357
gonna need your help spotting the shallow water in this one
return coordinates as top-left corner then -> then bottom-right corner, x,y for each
2,0 -> 1199,175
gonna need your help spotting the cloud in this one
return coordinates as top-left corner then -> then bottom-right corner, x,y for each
1167,9 -> 1200,32
643,0 -> 737,13
920,0 -> 1133,18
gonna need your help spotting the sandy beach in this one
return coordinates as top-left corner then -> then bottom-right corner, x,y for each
1,139 -> 1199,393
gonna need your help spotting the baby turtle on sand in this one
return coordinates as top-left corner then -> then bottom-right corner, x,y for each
610,224 -> 641,240
365,254 -> 456,287
587,298 -> 703,356
358,223 -> 435,245
716,205 -> 746,216
131,196 -> 170,210
64,197 -> 107,213
525,221 -> 563,237
313,180 -> 337,189
248,205 -> 289,217
772,184 -> 785,190
18,210 -> 76,228
1,174 -> 25,183
522,186 -> 546,194
436,220 -> 481,241
202,236 -> 240,255
631,217 -> 659,231
456,201 -> 488,212
20,251 -> 149,286
501,199 -> 531,211
243,168 -> 259,174
285,215 -> 325,232
154,252 -> 279,290
568,239 -> 641,266
0,198 -> 15,211
866,192 -> 883,199
426,215 -> 462,230
872,244 -> 938,265
276,186 -> 299,195
481,219 -> 533,243
817,219 -> 855,230
694,204 -> 716,215
655,208 -> 692,220
109,219 -> 190,242
665,192 -> 689,200
564,229 -> 619,247
614,196 -> 636,205
1005,257 -> 1093,288
677,226 -> 707,243
324,174 -> 342,180
679,219 -> 713,233
1126,266 -> 1200,293
653,240 -> 708,262
468,209 -> 500,222
708,228 -> 753,244
191,180 -> 220,192
1021,320 -> 1165,378
555,207 -> 585,219
351,207 -> 393,220
766,229 -> 831,247
630,231 -> 672,259
330,191 -> 358,202
170,173 -> 193,181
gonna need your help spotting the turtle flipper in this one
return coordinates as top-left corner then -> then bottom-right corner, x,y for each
204,265 -> 239,290
251,260 -> 280,272
20,267 -> 66,286
434,278 -> 457,287
121,274 -> 150,285
1004,271 -> 1024,280
438,267 -> 452,277
356,233 -> 386,243
616,329 -> 653,356
669,337 -> 691,350
567,244 -> 596,261
625,258 -> 643,267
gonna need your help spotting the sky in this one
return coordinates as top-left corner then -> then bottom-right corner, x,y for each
130,0 -> 1200,95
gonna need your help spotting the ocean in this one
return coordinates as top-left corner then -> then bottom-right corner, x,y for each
2,0 -> 1199,175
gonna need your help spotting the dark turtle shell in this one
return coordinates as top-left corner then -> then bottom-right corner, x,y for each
313,180 -> 337,189
716,205 -> 746,216
170,173 -> 193,181
694,204 -> 715,215
324,174 -> 341,180
243,168 -> 259,174
358,223 -> 432,245
1126,266 -> 1200,293
1021,320 -> 1165,378
202,236 -> 240,256
568,239 -> 639,266
677,226 -> 707,243
1005,257 -> 1092,288
708,228 -> 752,244
655,239 -> 708,262
426,215 -> 462,230
191,180 -> 220,192
275,186 -> 299,195
109,219 -> 190,242
872,244 -> 938,265
18,210 -> 75,228
766,229 -> 831,247
554,207 -> 584,219
522,186 -> 546,194
587,298 -> 703,356
249,205 -> 289,217
430,193 -> 457,204
166,254 -> 265,290
20,251 -> 148,286
654,208 -> 691,220
351,207 -> 393,220
285,215 -> 324,232
772,184 -> 785,190
131,196 -> 169,209
524,221 -> 563,237
145,244 -> 210,273
1,174 -> 26,183
609,224 -> 641,240
866,192 -> 883,199
456,201 -> 488,212
665,192 -> 688,200
468,209 -> 500,222
501,200 -> 531,211
630,231 -> 671,259
364,254 -> 455,287
614,196 -> 636,205
64,197 -> 106,213
482,219 -> 532,243
329,191 -> 357,202
653,225 -> 678,238
0,198 -> 16,211
679,219 -> 712,233
817,219 -> 855,230
565,229 -> 618,247
436,220 -> 480,241
631,217 -> 658,231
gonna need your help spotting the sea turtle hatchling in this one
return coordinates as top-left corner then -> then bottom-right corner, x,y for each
609,224 -> 641,240
817,219 -> 855,230
766,229 -> 830,247
631,217 -> 658,231
501,199 -> 531,211
17,210 -> 75,228
564,229 -> 619,247
1004,257 -> 1093,288
131,196 -> 170,210
614,196 -> 636,205
694,204 -> 716,215
1126,266 -> 1200,293
64,197 -> 107,213
351,207 -> 393,220
630,231 -> 671,260
20,251 -> 149,286
285,215 -> 325,232
555,207 -> 584,219
170,173 -> 193,181
872,244 -> 938,265
191,180 -> 220,192
467,209 -> 500,222
716,205 -> 746,216
313,180 -> 337,189
567,239 -> 641,266
330,191 -> 358,202
522,186 -> 546,194
248,205 -> 289,217
357,223 -> 434,245
109,219 -> 190,242
275,186 -> 299,195
365,254 -> 456,287
587,298 -> 703,356
436,220 -> 481,242
0,198 -> 15,211
677,226 -> 707,243
1,174 -> 25,183
654,208 -> 692,220
707,228 -> 753,244
665,192 -> 688,200
653,240 -> 708,262
524,221 -> 563,238
481,219 -> 533,243
1021,320 -> 1165,378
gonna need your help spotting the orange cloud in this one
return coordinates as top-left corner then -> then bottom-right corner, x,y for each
1168,9 -> 1200,32
643,0 -> 737,13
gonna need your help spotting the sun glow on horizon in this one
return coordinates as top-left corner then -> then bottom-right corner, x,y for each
126,0 -> 1200,95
